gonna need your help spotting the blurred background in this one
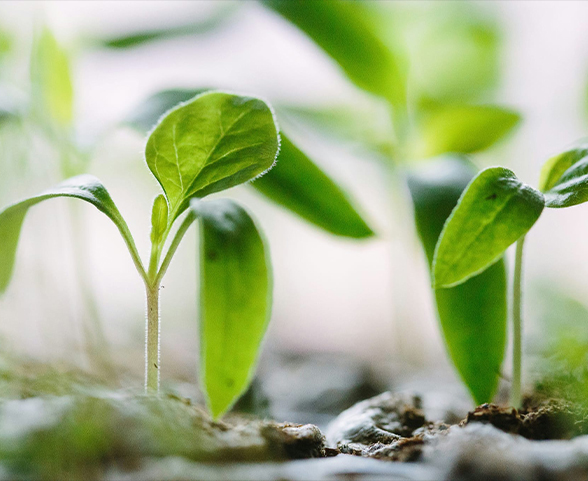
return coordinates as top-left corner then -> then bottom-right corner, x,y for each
1,0 -> 588,424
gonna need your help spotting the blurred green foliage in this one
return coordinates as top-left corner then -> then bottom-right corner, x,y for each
30,27 -> 73,128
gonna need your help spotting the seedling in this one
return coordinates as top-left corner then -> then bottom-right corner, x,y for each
0,91 -> 280,418
433,141 -> 588,408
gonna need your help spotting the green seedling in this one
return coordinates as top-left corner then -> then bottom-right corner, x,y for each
433,141 -> 588,408
0,91 -> 280,418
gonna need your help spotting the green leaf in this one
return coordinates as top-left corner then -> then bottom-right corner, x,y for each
0,175 -> 140,293
30,27 -> 73,127
252,134 -> 374,238
192,199 -> 271,419
130,89 -> 373,238
539,143 -> 588,208
436,262 -> 507,404
408,156 -> 507,404
263,0 -> 406,107
145,91 -> 280,219
414,105 -> 521,158
125,88 -> 210,132
433,167 -> 544,288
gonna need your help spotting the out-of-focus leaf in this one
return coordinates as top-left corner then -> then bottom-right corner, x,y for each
375,2 -> 500,105
145,91 -> 279,220
0,29 -> 11,57
0,175 -> 138,294
99,4 -> 238,49
263,0 -> 406,107
125,88 -> 209,132
408,156 -> 507,404
252,134 -> 374,238
192,199 -> 271,419
30,27 -> 73,127
539,142 -> 588,208
276,103 -> 396,158
433,167 -> 544,288
413,105 -> 520,158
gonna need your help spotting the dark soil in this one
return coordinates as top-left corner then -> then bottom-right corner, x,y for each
461,399 -> 587,440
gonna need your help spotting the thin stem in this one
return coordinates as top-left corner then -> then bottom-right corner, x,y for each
145,284 -> 161,393
153,212 -> 196,286
143,212 -> 196,394
510,236 -> 525,409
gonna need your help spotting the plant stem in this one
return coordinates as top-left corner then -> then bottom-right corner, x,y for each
510,236 -> 525,409
145,283 -> 161,393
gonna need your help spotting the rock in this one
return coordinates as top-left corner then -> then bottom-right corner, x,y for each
326,391 -> 447,461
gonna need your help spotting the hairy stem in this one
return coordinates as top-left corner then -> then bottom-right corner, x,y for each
145,284 -> 161,393
143,212 -> 197,393
510,236 -> 525,409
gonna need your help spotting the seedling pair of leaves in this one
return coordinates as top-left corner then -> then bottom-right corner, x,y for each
432,141 -> 588,407
0,91 -> 280,419
260,0 -> 520,405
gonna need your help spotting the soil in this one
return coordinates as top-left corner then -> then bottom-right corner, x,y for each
461,399 -> 585,440
327,391 -> 588,467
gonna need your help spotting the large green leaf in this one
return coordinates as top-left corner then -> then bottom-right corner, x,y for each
192,199 -> 271,419
539,143 -> 588,208
408,156 -> 507,404
263,0 -> 406,107
0,175 -> 139,293
133,89 -> 374,238
433,167 -> 544,288
30,27 -> 73,127
414,105 -> 520,158
145,91 -> 280,219
252,135 -> 374,238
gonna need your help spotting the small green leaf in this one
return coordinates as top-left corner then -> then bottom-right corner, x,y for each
150,194 -> 168,245
125,88 -> 210,132
0,175 -> 139,293
539,143 -> 588,208
30,27 -> 73,127
408,156 -> 507,404
414,105 -> 520,158
263,0 -> 406,107
433,167 -> 544,288
145,91 -> 280,219
252,135 -> 374,238
192,199 -> 271,419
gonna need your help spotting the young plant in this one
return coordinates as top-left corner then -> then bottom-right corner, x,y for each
433,141 -> 588,408
0,91 -> 280,418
